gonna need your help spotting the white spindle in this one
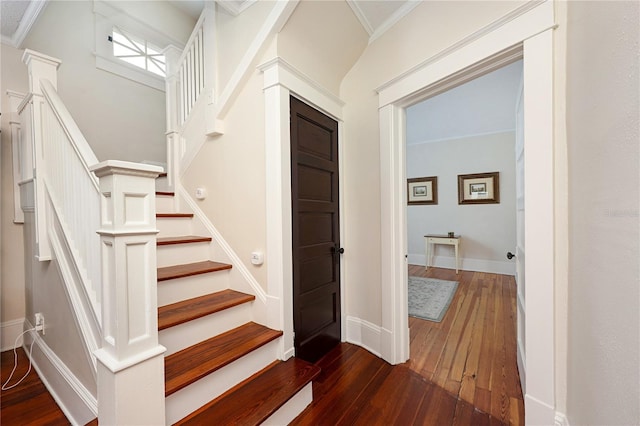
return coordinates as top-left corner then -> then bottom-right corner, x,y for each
39,84 -> 102,316
175,6 -> 211,126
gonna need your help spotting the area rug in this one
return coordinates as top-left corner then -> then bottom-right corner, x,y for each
408,276 -> 459,322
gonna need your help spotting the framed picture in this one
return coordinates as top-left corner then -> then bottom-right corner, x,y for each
408,176 -> 438,205
458,172 -> 500,204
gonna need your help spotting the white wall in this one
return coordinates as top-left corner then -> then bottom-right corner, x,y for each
565,1 -> 639,425
339,0 -> 524,326
277,0 -> 369,96
1,43 -> 28,349
216,0 -> 277,93
20,0 -> 192,163
406,132 -> 516,275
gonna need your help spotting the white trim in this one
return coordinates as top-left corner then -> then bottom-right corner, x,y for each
217,0 -> 257,16
345,316 -> 382,357
95,54 -> 165,92
376,1 -> 556,422
24,324 -> 97,425
407,254 -> 515,276
211,0 -> 299,132
93,0 -> 183,91
408,128 -> 516,147
345,1 -> 374,36
1,0 -> 49,48
375,0 -> 547,97
176,186 -> 267,306
1,318 -> 26,351
368,1 -> 422,45
48,204 -> 100,374
259,58 -> 344,120
555,412 -> 570,426
261,58 -> 345,361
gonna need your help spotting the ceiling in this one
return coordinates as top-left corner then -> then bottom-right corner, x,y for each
406,60 -> 524,145
1,0 -> 418,48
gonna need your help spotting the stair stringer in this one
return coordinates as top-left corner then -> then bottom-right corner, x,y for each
174,186 -> 281,340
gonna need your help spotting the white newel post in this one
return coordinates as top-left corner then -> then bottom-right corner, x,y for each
91,161 -> 166,426
164,45 -> 183,193
21,49 -> 62,261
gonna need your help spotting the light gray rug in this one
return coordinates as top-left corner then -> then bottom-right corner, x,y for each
408,276 -> 459,322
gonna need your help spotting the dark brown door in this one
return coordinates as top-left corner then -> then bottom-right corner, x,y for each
290,96 -> 341,363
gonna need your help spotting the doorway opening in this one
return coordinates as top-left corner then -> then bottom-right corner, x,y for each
404,60 -> 524,421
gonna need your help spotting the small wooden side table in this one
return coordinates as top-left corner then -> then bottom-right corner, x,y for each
424,234 -> 461,274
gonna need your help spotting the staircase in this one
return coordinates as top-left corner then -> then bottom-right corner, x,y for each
152,189 -> 320,424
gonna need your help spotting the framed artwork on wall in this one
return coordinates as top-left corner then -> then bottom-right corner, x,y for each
408,176 -> 438,205
458,172 -> 500,204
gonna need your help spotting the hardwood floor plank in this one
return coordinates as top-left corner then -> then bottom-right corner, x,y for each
1,348 -> 70,426
3,267 -> 523,425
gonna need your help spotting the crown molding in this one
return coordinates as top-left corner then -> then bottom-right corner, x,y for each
2,0 -> 49,48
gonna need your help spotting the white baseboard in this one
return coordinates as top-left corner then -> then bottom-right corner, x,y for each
408,253 -> 515,276
524,393 -> 556,425
23,324 -> 97,425
555,412 -> 570,426
1,318 -> 25,351
345,316 -> 381,357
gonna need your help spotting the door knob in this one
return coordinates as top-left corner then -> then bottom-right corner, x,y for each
507,251 -> 516,260
331,246 -> 345,254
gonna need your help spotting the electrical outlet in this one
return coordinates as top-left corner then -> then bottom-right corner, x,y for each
35,313 -> 45,334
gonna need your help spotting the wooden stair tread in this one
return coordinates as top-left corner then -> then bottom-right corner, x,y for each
157,235 -> 212,246
158,290 -> 255,330
164,322 -> 283,396
157,212 -> 193,218
157,260 -> 232,282
175,358 -> 320,425
156,191 -> 174,196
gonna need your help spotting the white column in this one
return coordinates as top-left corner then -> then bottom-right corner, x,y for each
91,160 -> 166,426
164,45 -> 183,193
21,49 -> 62,261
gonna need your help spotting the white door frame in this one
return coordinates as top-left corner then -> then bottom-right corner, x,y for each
377,1 -> 556,424
259,58 -> 346,361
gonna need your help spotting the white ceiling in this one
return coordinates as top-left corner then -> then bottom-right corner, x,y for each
2,0 -> 416,47
406,60 -> 524,145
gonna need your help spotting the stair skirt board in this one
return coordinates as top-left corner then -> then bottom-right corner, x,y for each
165,340 -> 279,425
160,303 -> 253,356
157,242 -> 211,268
262,382 -> 313,426
157,272 -> 231,306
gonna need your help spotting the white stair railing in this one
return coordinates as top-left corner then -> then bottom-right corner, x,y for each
164,3 -> 215,192
19,49 -> 166,423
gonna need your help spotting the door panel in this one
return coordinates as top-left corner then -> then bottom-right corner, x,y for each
291,96 -> 341,363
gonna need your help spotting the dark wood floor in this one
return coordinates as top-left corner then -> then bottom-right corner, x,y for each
0,347 -> 70,425
293,266 -> 523,425
1,267 -> 522,425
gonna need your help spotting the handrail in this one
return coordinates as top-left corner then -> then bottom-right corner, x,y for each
40,80 -> 100,191
39,78 -> 102,327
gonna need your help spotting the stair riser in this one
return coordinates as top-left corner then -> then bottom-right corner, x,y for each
156,218 -> 194,237
165,340 -> 280,425
158,272 -> 230,306
156,195 -> 176,212
263,382 -> 314,426
159,303 -> 253,356
157,243 -> 211,268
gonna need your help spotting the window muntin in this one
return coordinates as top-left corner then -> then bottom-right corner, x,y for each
109,28 -> 166,77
